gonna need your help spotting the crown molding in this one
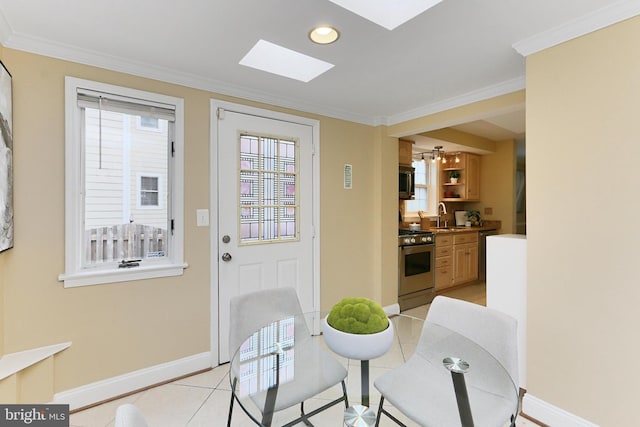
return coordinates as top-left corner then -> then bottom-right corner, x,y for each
2,30 -> 376,125
0,8 -> 13,45
2,3 -> 637,128
0,11 -> 527,128
385,76 -> 526,126
513,0 -> 640,57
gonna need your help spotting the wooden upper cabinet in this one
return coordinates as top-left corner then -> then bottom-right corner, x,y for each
465,153 -> 480,200
440,152 -> 480,202
399,140 -> 414,166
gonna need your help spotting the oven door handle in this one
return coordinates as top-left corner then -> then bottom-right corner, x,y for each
402,244 -> 434,255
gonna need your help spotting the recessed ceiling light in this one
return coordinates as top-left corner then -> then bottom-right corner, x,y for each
309,25 -> 340,45
239,39 -> 334,83
328,0 -> 443,30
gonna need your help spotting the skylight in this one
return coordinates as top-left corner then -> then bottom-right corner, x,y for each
328,0 -> 443,30
239,40 -> 334,83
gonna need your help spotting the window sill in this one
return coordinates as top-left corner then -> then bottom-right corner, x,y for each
58,262 -> 188,288
404,212 -> 436,223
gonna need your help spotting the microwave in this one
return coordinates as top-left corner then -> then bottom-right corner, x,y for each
399,165 -> 415,199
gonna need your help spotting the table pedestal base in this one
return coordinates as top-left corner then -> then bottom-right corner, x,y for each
344,405 -> 376,427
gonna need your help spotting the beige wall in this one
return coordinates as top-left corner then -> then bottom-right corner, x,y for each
317,116 -> 383,308
467,139 -> 517,234
373,128 -> 400,307
527,16 -> 640,425
2,49 -> 212,392
0,47 -> 393,395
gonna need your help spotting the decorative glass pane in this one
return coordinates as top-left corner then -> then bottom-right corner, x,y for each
238,133 -> 299,244
279,207 -> 297,239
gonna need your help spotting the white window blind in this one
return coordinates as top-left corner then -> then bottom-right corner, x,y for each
77,89 -> 176,121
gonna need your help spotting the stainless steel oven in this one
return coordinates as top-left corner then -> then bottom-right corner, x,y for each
398,230 -> 435,311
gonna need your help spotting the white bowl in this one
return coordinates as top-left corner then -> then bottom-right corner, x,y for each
322,316 -> 394,360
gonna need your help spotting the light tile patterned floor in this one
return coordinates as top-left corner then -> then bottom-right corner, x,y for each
70,283 -> 540,426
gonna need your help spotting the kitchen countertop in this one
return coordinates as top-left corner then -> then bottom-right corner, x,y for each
427,225 -> 498,234
400,219 -> 501,235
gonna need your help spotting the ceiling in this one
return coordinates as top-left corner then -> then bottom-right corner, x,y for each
0,0 -> 634,146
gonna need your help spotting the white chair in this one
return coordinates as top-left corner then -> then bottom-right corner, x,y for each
114,404 -> 148,427
374,296 -> 519,426
227,287 -> 349,427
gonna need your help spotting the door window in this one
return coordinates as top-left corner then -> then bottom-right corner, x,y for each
238,133 -> 298,244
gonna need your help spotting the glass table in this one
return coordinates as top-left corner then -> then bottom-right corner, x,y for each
228,313 -> 518,427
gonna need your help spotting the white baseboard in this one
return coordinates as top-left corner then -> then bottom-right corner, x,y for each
384,303 -> 400,316
53,352 -> 212,410
522,394 -> 599,427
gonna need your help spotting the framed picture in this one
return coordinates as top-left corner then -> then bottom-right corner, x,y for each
0,60 -> 12,253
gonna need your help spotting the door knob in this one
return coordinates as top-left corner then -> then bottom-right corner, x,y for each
221,253 -> 232,262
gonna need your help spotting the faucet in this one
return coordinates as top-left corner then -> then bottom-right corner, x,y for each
437,202 -> 447,228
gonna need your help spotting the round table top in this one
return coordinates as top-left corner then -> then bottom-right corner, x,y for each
229,312 -> 518,426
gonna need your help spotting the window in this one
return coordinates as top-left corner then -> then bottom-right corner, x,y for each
404,159 -> 439,219
138,174 -> 161,208
60,77 -> 185,287
138,116 -> 161,130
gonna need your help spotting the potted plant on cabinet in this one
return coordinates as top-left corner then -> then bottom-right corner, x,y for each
449,170 -> 461,184
467,210 -> 481,226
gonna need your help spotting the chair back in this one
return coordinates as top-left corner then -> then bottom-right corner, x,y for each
229,287 -> 306,357
114,404 -> 148,427
426,296 -> 519,386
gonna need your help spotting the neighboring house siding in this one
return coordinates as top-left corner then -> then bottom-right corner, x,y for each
84,110 -> 168,230
129,118 -> 168,229
84,110 -> 125,229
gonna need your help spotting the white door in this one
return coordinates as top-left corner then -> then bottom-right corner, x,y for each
215,105 -> 317,362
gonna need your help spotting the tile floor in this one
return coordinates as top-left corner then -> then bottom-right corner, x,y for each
70,283 -> 540,426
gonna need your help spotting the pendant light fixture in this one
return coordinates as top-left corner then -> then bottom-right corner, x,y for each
415,146 -> 461,165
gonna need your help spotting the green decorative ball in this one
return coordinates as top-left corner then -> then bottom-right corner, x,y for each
327,297 -> 389,334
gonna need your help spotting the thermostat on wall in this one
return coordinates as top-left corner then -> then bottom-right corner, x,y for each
344,164 -> 353,189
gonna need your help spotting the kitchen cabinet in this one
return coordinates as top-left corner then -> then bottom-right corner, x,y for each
435,234 -> 453,290
452,232 -> 479,285
465,154 -> 480,200
440,152 -> 480,202
399,139 -> 414,166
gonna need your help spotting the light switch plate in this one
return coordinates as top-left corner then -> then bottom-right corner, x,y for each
196,209 -> 209,226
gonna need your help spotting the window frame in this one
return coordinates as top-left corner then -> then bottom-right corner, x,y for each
403,158 -> 439,221
60,77 -> 186,288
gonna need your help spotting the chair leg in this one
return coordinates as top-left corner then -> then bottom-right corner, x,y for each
375,396 -> 407,427
296,380 -> 348,427
227,377 -> 237,427
341,380 -> 349,409
375,397 -> 384,427
299,402 -> 314,427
